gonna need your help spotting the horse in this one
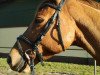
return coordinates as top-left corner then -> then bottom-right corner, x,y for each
7,0 -> 100,74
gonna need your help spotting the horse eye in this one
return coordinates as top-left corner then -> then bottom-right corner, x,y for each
35,18 -> 44,24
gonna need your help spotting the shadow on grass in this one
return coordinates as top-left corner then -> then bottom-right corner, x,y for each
0,53 -> 8,58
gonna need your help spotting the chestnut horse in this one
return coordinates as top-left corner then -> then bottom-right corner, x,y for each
7,0 -> 100,73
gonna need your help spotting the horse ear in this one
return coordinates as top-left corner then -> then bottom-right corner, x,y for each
42,0 -> 60,6
44,0 -> 56,5
52,0 -> 62,5
51,0 -> 57,5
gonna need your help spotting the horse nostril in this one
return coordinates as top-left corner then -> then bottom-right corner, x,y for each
7,55 -> 12,64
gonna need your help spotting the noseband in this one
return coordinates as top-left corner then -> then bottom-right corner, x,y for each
17,0 -> 65,74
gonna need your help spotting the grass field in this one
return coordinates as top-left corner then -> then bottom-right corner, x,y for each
0,58 -> 100,75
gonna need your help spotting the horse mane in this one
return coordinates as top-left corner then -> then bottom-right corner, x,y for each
40,0 -> 100,10
78,0 -> 100,10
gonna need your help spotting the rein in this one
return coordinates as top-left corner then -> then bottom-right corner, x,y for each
17,0 -> 65,74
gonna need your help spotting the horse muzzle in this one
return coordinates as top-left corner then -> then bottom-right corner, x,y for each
7,55 -> 27,72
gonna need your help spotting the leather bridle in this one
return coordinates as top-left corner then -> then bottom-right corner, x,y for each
16,0 -> 65,74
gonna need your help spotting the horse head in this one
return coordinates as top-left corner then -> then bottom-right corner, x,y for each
7,0 -> 76,73
7,0 -> 100,74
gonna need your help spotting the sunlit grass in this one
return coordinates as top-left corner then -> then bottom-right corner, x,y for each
0,58 -> 9,74
0,58 -> 100,75
36,62 -> 100,75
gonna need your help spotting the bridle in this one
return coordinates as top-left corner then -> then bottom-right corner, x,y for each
16,0 -> 65,74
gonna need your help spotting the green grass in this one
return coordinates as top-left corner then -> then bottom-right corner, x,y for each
0,58 -> 100,75
0,58 -> 9,74
36,62 -> 100,75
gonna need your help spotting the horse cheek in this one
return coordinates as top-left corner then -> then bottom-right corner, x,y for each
64,30 -> 75,48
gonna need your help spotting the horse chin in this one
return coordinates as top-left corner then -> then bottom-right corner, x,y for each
10,62 -> 30,73
9,64 -> 30,74
8,57 -> 28,73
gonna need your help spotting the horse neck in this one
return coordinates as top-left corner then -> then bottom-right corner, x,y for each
66,0 -> 100,63
77,1 -> 100,48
